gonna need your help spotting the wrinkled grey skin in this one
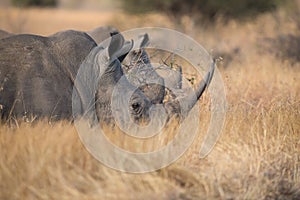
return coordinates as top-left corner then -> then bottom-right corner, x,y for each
0,30 -> 97,121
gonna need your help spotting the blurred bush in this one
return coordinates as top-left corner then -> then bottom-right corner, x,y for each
12,0 -> 57,7
121,0 -> 284,22
264,34 -> 300,64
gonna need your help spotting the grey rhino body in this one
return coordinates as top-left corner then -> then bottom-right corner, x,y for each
0,30 -> 97,120
0,27 -> 215,124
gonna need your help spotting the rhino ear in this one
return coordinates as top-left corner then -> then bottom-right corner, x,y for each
108,31 -> 125,59
108,32 -> 133,62
116,40 -> 134,63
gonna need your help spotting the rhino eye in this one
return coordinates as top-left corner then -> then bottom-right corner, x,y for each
131,102 -> 141,110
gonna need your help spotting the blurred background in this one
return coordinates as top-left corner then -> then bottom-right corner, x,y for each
0,0 -> 299,67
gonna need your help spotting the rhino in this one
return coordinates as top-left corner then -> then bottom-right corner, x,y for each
81,27 -> 215,124
0,28 -> 215,125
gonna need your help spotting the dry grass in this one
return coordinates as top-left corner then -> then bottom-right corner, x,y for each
0,6 -> 300,200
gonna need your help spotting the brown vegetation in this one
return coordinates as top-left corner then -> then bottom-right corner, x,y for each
0,6 -> 299,200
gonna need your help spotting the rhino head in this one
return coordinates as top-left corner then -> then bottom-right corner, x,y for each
86,27 -> 183,105
120,33 -> 215,122
77,29 -> 215,126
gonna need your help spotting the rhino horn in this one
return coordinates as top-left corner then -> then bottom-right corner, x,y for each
189,60 -> 215,104
164,60 -> 215,119
135,33 -> 149,49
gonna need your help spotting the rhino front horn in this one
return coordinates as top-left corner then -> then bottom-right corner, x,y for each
164,60 -> 216,119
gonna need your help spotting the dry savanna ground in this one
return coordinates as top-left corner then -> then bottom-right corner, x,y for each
0,6 -> 299,200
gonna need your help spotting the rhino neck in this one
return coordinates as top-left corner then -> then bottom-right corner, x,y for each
95,60 -> 125,123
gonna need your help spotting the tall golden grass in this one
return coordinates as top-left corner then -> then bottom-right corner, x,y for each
0,7 -> 299,199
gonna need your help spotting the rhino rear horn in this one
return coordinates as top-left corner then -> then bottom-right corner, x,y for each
135,33 -> 149,49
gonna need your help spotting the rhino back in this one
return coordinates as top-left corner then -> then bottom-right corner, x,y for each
0,31 -> 96,121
